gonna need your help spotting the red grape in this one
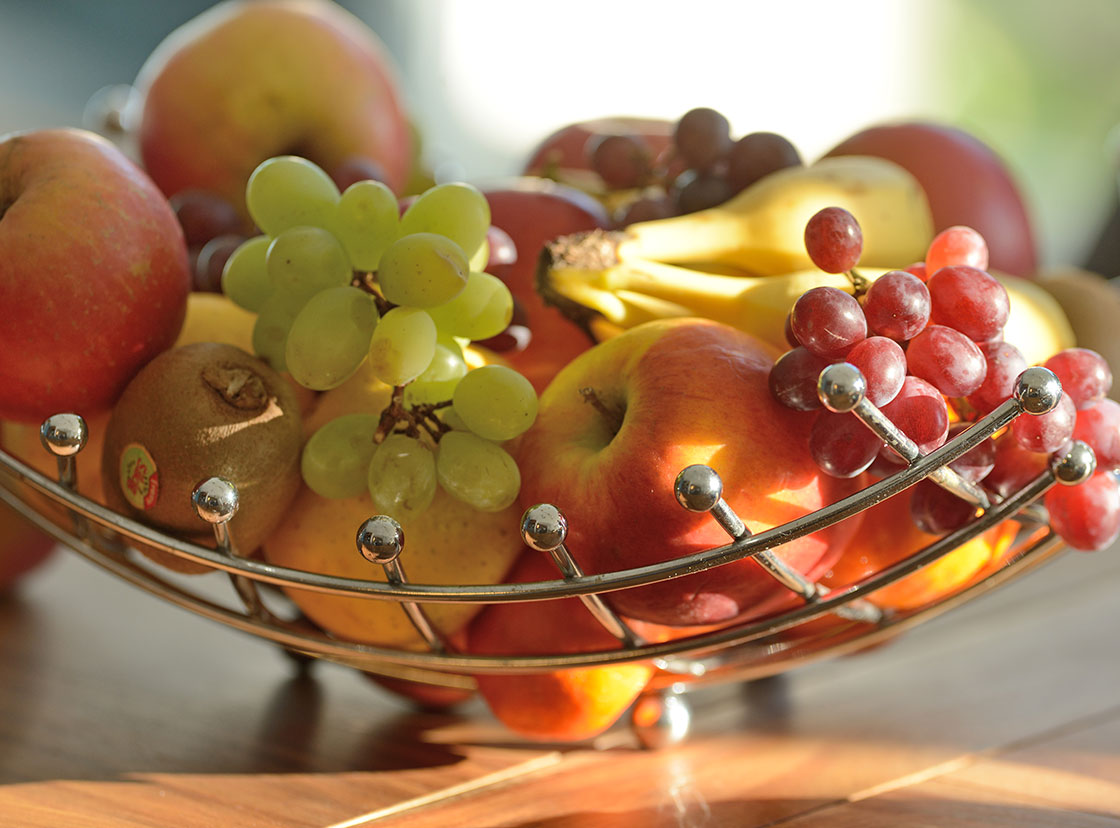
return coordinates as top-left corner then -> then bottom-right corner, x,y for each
880,376 -> 950,456
769,346 -> 830,411
862,269 -> 931,341
809,411 -> 884,478
616,195 -> 677,226
169,189 -> 243,248
804,207 -> 863,274
1011,391 -> 1076,453
673,107 -> 732,172
906,325 -> 987,398
1043,348 -> 1113,409
783,312 -> 800,348
985,433 -> 1050,499
193,233 -> 245,293
726,131 -> 802,191
1046,471 -> 1120,551
966,341 -> 1027,415
330,155 -> 387,190
910,479 -> 978,534
590,134 -> 653,190
926,265 -> 1009,343
790,286 -> 866,358
905,261 -> 929,282
924,225 -> 989,275
1071,398 -> 1120,470
846,336 -> 906,406
945,422 -> 998,482
675,171 -> 735,213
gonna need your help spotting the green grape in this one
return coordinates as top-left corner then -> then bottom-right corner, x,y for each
377,232 -> 469,308
301,413 -> 381,499
252,293 -> 300,372
266,225 -> 353,307
400,182 -> 490,261
403,334 -> 467,406
221,235 -> 273,311
438,406 -> 470,432
468,236 -> 489,271
367,433 -> 437,521
435,431 -> 520,512
367,306 -> 437,386
285,286 -> 379,391
425,271 -> 513,341
245,155 -> 340,236
331,179 -> 400,271
452,364 -> 538,441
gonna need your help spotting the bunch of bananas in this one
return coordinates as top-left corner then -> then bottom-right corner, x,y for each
538,155 -> 1074,366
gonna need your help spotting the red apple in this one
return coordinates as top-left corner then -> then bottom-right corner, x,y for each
0,502 -> 55,592
481,178 -> 611,392
133,0 -> 413,216
0,128 -> 190,424
823,121 -> 1038,277
515,318 -> 863,627
523,117 -> 677,188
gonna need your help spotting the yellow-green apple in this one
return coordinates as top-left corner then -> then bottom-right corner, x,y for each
824,121 -> 1038,277
480,178 -> 610,392
515,317 -> 863,626
133,0 -> 412,217
0,128 -> 190,424
0,502 -> 55,592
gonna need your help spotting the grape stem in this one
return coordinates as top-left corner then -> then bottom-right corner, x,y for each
846,267 -> 871,297
353,271 -> 396,317
374,384 -> 453,446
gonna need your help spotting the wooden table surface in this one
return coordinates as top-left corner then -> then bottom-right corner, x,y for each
2,533 -> 1119,827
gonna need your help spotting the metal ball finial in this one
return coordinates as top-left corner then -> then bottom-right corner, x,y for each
817,362 -> 866,414
191,477 -> 239,524
674,465 -> 723,512
1014,367 -> 1062,415
632,689 -> 692,749
1052,440 -> 1097,486
521,504 -> 568,552
357,515 -> 404,565
40,413 -> 88,457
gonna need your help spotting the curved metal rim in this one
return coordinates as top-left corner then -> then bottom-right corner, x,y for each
0,468 -> 1060,674
0,398 -> 1025,603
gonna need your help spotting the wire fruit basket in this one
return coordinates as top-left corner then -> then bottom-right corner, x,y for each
0,361 -> 1092,748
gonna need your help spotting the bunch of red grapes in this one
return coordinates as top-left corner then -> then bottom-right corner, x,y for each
769,207 -> 1120,552
589,107 -> 802,225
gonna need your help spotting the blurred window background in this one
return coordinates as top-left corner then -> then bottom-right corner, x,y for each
1,0 -> 1117,269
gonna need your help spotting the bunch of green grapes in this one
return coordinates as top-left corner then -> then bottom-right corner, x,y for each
221,156 -> 536,516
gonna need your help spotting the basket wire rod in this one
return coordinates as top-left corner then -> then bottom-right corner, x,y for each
817,363 -> 991,509
0,467 -> 1061,674
0,393 -> 1032,603
357,516 -> 446,653
189,476 -> 271,620
521,504 -> 645,648
39,413 -> 90,538
674,465 -> 883,625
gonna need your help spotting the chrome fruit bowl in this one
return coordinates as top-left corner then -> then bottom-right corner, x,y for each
0,364 -> 1092,747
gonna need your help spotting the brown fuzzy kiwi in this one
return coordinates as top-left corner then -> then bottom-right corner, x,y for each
102,342 -> 303,573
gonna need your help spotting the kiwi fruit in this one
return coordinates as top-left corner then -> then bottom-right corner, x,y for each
102,342 -> 303,572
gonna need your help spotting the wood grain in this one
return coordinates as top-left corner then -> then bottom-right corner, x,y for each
1,536 -> 1118,826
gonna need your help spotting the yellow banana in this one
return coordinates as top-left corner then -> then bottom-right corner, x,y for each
611,155 -> 935,274
540,250 -> 1075,363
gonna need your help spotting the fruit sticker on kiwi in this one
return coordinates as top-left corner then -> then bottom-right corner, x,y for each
120,443 -> 159,510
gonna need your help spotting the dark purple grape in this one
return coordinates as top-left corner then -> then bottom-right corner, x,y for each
589,134 -> 653,190
673,107 -> 732,171
674,171 -> 734,214
726,132 -> 802,191
769,346 -> 830,411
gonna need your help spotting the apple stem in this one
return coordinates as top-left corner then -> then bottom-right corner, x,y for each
580,386 -> 624,435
